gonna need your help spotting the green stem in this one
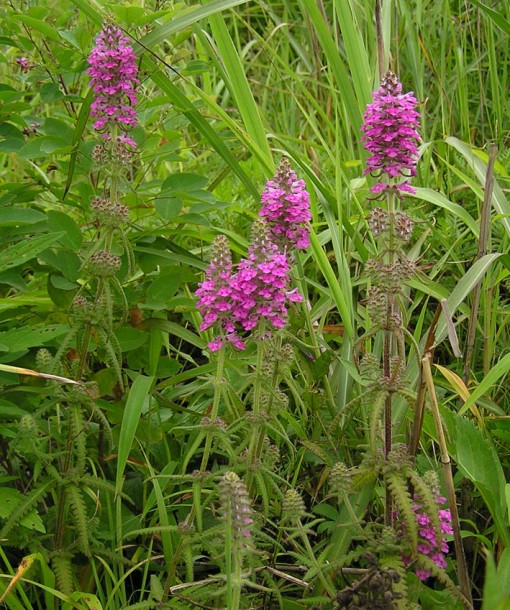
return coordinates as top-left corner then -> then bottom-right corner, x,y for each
297,519 -> 335,597
384,189 -> 396,526
295,254 -> 337,417
246,330 -> 266,491
200,344 -> 226,472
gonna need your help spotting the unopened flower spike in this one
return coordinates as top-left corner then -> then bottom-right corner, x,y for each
88,23 -> 139,145
361,71 -> 420,195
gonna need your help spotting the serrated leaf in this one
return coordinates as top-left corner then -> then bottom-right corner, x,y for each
0,232 -> 65,273
0,323 -> 69,352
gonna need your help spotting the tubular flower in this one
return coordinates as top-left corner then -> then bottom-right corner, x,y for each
361,70 -> 420,194
195,235 -> 245,352
402,495 -> 453,581
230,219 -> 302,332
259,158 -> 312,250
88,24 -> 138,140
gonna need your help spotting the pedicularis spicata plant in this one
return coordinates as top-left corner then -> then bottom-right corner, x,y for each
2,2 -> 510,610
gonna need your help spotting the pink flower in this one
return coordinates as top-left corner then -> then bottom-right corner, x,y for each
260,158 -> 311,250
88,24 -> 138,136
401,494 -> 453,581
195,223 -> 303,351
195,235 -> 245,352
361,71 -> 420,195
230,219 -> 302,332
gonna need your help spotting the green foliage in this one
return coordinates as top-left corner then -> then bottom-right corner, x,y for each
0,0 -> 509,608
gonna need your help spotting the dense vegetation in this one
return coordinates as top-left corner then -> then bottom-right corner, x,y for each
0,0 -> 509,609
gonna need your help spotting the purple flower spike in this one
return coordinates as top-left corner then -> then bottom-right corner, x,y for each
361,71 -> 420,194
231,219 -> 302,332
88,24 -> 139,136
260,158 -> 312,250
195,235 -> 245,352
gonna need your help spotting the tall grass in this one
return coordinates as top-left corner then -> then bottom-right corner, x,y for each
0,0 -> 509,607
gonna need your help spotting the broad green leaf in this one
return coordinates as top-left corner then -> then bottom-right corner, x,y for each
12,15 -> 60,41
162,173 -> 208,191
482,547 -> 510,610
0,324 -> 69,353
114,327 -> 148,352
0,208 -> 46,226
154,198 -> 183,220
441,409 -> 510,546
47,211 -> 82,250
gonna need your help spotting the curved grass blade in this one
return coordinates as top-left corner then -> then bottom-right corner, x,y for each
445,137 -> 510,239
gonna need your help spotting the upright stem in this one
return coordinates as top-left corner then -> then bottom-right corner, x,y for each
375,0 -> 386,80
200,344 -> 226,472
422,355 -> 473,609
246,331 -> 266,492
462,144 -> 496,385
384,190 -> 396,525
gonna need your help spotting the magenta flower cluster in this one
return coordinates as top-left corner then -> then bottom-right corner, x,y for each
260,158 -> 311,250
196,221 -> 302,352
361,71 -> 420,195
88,24 -> 138,145
196,160 -> 310,351
231,219 -> 302,333
195,235 -> 245,352
403,495 -> 453,581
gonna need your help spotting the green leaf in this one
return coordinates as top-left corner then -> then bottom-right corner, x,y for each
0,488 -> 45,532
162,173 -> 208,192
482,547 -> 510,610
154,197 -> 183,220
116,375 -> 154,495
145,268 -> 182,310
205,11 -> 273,164
0,232 -> 65,273
0,324 -> 69,353
413,187 -> 479,237
441,409 -> 510,546
12,15 -> 61,41
459,352 -> 510,416
470,0 -> 510,36
137,0 -> 251,49
445,137 -> 510,239
47,210 -> 82,249
114,327 -> 148,352
0,208 -> 47,226
39,83 -> 64,102
110,4 -> 146,24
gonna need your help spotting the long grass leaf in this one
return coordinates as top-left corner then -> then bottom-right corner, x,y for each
204,11 -> 273,163
138,0 -> 251,48
116,375 -> 154,495
459,352 -> 510,416
445,137 -> 510,239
